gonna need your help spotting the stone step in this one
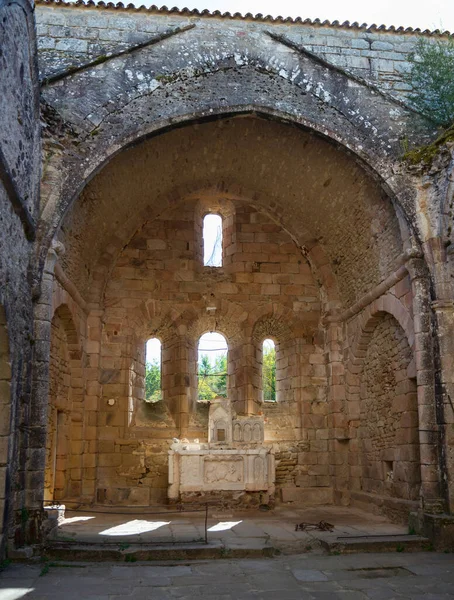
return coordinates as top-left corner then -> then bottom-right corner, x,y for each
320,534 -> 431,554
44,540 -> 277,562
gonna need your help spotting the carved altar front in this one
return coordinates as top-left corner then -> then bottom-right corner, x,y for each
168,399 -> 275,501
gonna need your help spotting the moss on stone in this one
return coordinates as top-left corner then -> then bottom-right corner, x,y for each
403,123 -> 454,166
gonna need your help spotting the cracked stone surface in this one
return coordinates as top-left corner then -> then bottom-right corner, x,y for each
1,552 -> 454,599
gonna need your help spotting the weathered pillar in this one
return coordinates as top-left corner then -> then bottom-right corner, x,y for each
167,337 -> 193,435
231,341 -> 258,416
322,318 -> 348,503
427,237 -> 454,513
82,308 -> 103,503
406,254 -> 445,512
431,298 -> 454,513
24,241 -> 62,542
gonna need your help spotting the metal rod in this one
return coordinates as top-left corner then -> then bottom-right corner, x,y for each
336,534 -> 413,539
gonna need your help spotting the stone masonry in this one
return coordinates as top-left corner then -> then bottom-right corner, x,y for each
1,0 -> 454,556
0,0 -> 41,557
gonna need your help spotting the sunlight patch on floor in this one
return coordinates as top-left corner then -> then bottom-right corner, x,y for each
99,520 -> 170,536
208,521 -> 242,532
0,589 -> 34,600
62,516 -> 96,525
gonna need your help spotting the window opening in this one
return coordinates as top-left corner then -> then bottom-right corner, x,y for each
262,338 -> 276,402
384,460 -> 394,482
203,214 -> 223,267
145,338 -> 162,402
198,332 -> 228,400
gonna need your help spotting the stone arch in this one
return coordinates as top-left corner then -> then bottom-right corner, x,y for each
349,294 -> 415,370
105,301 -> 193,431
188,307 -> 246,411
51,302 -> 81,359
124,299 -> 198,343
194,196 -> 236,268
346,294 -> 415,422
0,307 -> 11,543
38,54 -> 432,282
252,307 -> 302,405
251,305 -> 307,344
45,303 -> 82,501
187,304 -> 247,348
352,310 -> 420,520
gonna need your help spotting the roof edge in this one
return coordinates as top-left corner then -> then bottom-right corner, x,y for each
35,0 -> 453,37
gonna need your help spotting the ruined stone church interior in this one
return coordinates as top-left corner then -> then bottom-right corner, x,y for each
45,117 -> 423,518
1,0 -> 454,558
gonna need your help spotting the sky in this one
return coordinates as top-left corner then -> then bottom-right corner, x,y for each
136,0 -> 454,31
203,214 -> 222,267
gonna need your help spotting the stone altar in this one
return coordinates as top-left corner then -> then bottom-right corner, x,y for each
168,399 -> 275,501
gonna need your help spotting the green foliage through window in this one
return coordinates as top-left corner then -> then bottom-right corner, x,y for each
263,339 -> 276,402
145,359 -> 162,402
198,354 -> 227,400
406,37 -> 454,127
145,338 -> 162,402
197,332 -> 228,400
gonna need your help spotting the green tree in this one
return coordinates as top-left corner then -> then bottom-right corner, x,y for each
263,346 -> 276,402
197,353 -> 227,400
212,355 -> 227,397
406,37 -> 454,127
145,359 -> 162,402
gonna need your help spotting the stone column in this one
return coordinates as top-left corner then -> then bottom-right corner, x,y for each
25,241 -> 63,540
82,308 -> 103,503
167,338 -> 193,435
431,298 -> 454,513
406,254 -> 445,512
325,320 -> 349,500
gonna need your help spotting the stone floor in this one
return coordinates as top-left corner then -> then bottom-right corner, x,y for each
49,505 -> 410,554
1,552 -> 454,599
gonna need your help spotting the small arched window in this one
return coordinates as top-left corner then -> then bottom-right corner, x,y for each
262,339 -> 276,402
203,214 -> 223,267
145,338 -> 162,402
198,332 -> 228,400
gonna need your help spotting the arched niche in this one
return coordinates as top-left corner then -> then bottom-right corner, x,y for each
353,312 -> 420,520
45,304 -> 82,502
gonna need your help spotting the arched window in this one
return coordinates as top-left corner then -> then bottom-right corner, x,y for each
203,214 -> 223,267
262,339 -> 276,402
198,332 -> 228,400
145,338 -> 162,402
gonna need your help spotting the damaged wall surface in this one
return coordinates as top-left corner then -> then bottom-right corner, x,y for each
1,0 -> 454,554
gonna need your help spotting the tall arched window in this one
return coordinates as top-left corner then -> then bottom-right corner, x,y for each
203,214 -> 223,267
198,332 -> 228,400
262,339 -> 276,402
145,338 -> 162,402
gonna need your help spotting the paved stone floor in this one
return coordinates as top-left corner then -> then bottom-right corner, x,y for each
50,505 -> 409,553
1,552 -> 454,599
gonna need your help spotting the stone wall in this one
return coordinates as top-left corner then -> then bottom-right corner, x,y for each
45,310 -> 71,501
0,0 -> 41,553
89,198 -> 327,505
56,117 -> 403,310
43,110 -> 432,513
357,314 -> 419,519
35,2 -> 444,99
